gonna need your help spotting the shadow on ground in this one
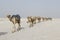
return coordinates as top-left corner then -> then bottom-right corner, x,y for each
0,32 -> 8,36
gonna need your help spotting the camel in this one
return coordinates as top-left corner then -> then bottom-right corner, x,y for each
7,14 -> 21,33
41,17 -> 52,21
27,16 -> 42,27
47,17 -> 52,20
27,16 -> 36,27
35,16 -> 41,23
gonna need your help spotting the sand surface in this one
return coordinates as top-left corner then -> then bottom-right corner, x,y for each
0,18 -> 60,40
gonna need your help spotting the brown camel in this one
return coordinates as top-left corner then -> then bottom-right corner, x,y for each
27,16 -> 36,27
35,16 -> 41,23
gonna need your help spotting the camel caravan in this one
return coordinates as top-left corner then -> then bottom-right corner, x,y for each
7,14 -> 52,33
27,16 -> 52,27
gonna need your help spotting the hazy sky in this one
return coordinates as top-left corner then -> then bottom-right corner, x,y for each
0,0 -> 60,18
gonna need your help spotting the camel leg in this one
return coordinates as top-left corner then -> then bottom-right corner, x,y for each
29,22 -> 34,27
38,19 -> 40,23
12,18 -> 16,33
12,24 -> 16,33
17,22 -> 21,31
29,23 -> 33,27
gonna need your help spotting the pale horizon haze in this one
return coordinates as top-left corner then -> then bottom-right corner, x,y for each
0,0 -> 60,18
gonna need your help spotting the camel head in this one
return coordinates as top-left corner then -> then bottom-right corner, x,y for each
7,14 -> 11,18
7,15 -> 12,21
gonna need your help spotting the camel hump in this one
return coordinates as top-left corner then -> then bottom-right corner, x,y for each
12,14 -> 20,18
11,14 -> 20,21
15,14 -> 21,18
